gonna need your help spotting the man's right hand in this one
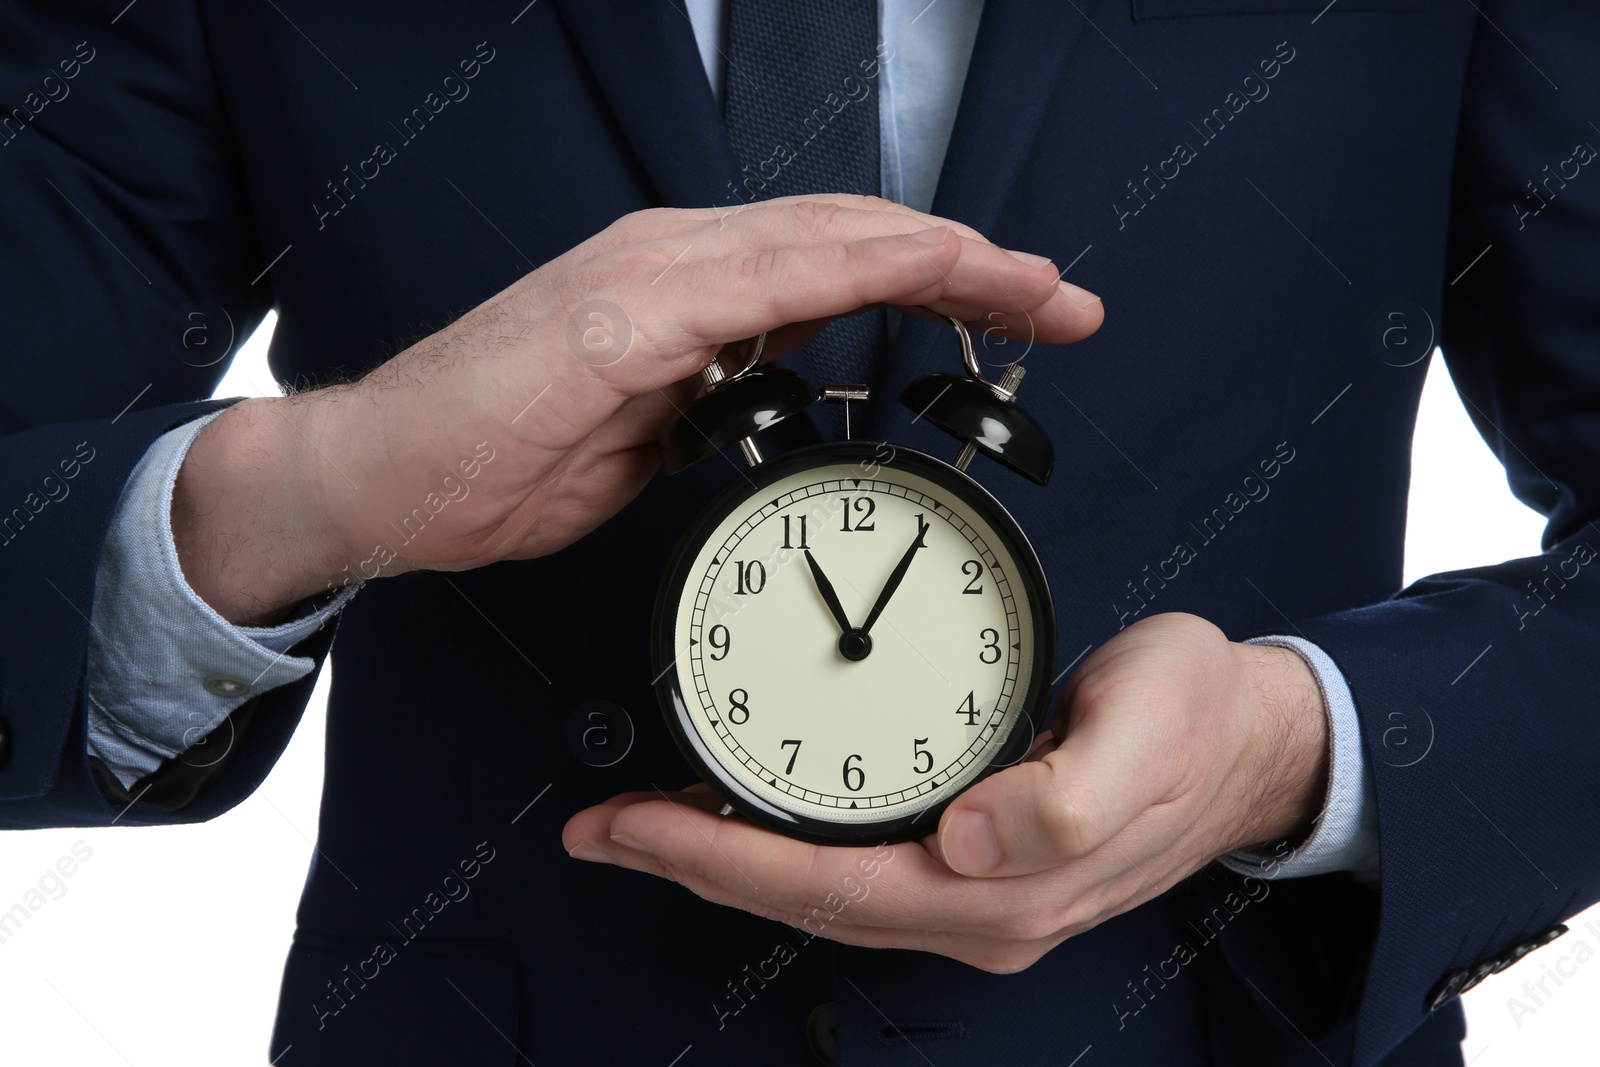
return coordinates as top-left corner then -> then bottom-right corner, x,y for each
170,194 -> 1103,624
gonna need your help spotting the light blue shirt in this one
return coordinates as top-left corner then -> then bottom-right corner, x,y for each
88,0 -> 1375,882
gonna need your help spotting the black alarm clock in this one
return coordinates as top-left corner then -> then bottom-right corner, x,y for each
652,315 -> 1057,845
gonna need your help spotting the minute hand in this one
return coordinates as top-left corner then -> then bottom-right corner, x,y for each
860,516 -> 932,634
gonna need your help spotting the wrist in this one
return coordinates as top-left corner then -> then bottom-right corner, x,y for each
171,396 -> 358,625
1229,642 -> 1330,849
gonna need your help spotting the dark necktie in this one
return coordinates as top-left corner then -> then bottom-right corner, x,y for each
723,1 -> 889,428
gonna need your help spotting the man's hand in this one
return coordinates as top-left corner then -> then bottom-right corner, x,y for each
562,613 -> 1328,973
170,194 -> 1101,624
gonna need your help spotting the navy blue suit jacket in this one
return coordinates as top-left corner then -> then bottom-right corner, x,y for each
2,1 -> 1597,1063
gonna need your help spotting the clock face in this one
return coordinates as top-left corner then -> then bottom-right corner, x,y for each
654,443 -> 1054,844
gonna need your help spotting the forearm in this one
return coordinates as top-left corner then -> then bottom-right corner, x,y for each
1227,636 -> 1379,883
1228,641 -> 1331,850
170,395 -> 356,625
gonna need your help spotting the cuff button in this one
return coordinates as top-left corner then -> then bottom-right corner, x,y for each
806,1002 -> 837,1066
204,674 -> 251,698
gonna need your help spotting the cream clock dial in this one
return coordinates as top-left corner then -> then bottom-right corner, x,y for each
654,443 -> 1055,845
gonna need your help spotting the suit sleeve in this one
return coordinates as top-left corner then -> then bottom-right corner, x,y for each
0,0 -> 323,826
1197,3 -> 1600,1063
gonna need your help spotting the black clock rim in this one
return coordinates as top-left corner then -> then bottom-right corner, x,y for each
651,441 -> 1057,847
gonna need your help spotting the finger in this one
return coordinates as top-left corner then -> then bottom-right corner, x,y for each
710,232 -> 1094,344
561,789 -> 721,852
916,296 -> 1104,352
552,223 -> 1098,398
668,199 -> 1099,339
605,798 -> 874,911
649,229 -> 1086,357
511,197 -> 1093,381
694,195 -> 997,248
565,227 -> 956,391
566,793 -> 1149,949
539,195 -> 994,282
936,709 -> 1174,878
586,798 -> 978,925
536,227 -> 954,395
566,796 -> 880,923
594,798 -> 1098,935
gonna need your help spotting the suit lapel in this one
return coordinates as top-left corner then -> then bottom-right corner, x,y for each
929,0 -> 1088,236
550,0 -> 1084,222
552,0 -> 1087,443
549,0 -> 740,208
874,0 -> 1089,436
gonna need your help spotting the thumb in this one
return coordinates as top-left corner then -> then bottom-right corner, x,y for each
936,709 -> 1166,877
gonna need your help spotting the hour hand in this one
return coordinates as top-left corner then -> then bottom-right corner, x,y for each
861,515 -> 931,634
802,549 -> 853,635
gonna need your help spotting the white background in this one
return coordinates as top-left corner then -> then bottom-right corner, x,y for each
0,317 -> 1588,1065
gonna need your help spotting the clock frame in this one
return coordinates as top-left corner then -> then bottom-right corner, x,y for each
651,440 -> 1057,846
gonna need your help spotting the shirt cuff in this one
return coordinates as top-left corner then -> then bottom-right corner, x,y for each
1219,635 -> 1380,885
84,411 -> 361,787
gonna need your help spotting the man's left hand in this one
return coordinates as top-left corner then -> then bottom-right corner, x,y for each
562,612 -> 1328,973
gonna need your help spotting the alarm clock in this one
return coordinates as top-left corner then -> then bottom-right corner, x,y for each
652,315 -> 1057,845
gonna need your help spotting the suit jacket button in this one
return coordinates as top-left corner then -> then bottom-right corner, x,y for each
807,1002 -> 837,1066
1458,959 -> 1500,995
1530,924 -> 1569,949
204,674 -> 251,698
1496,924 -> 1568,974
1427,970 -> 1470,1011
1428,925 -> 1570,1010
1498,941 -> 1536,971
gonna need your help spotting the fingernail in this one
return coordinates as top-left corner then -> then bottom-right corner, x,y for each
943,810 -> 1002,875
1006,249 -> 1054,268
1058,278 -> 1102,306
908,226 -> 949,246
610,833 -> 653,856
568,841 -> 613,865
